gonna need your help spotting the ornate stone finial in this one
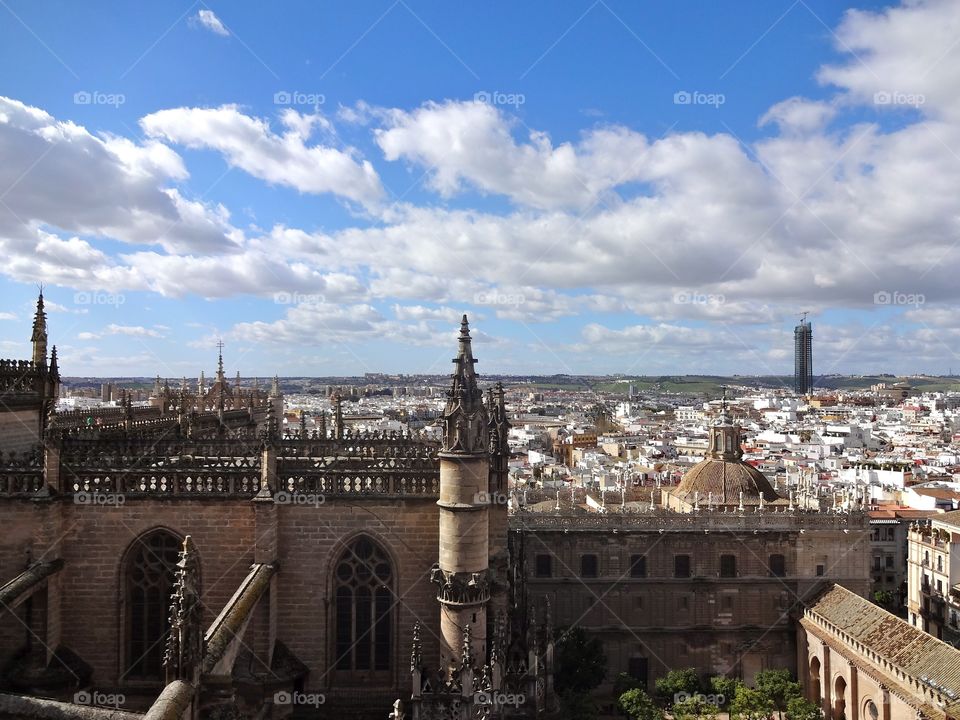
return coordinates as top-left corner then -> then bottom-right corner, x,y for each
411,620 -> 422,673
317,410 -> 327,438
31,287 -> 48,366
332,393 -> 344,440
442,316 -> 488,455
299,410 -> 307,438
48,345 -> 59,380
164,535 -> 202,684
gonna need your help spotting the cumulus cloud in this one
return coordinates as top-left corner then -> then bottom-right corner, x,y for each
141,105 -> 384,207
78,324 -> 166,341
375,100 -> 650,210
195,9 -> 229,36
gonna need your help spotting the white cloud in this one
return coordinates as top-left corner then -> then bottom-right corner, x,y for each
141,105 -> 384,207
375,100 -> 650,210
195,9 -> 229,36
78,324 -> 165,341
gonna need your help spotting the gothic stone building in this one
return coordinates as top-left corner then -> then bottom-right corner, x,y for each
0,302 -> 550,719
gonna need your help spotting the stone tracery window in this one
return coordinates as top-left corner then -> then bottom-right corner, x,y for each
123,530 -> 182,681
334,536 -> 393,674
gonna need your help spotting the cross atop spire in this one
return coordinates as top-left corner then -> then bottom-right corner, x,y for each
215,339 -> 225,382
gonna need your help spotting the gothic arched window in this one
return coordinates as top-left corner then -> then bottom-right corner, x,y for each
123,530 -> 182,681
333,536 -> 393,674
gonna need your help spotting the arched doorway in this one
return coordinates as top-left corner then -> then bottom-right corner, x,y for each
834,675 -> 847,720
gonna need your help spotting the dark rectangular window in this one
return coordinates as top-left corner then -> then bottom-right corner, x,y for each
581,554 -> 598,578
535,554 -> 552,578
675,555 -> 691,578
722,594 -> 733,611
816,564 -> 825,576
720,554 -> 737,578
630,554 -> 647,578
769,554 -> 786,577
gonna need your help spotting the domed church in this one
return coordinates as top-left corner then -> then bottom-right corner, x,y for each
663,397 -> 783,512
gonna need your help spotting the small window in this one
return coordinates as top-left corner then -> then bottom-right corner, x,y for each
634,595 -> 643,609
873,556 -> 882,571
769,554 -> 786,577
581,554 -> 598,578
680,595 -> 689,610
675,555 -> 691,578
885,555 -> 894,569
722,594 -> 733,611
535,554 -> 552,578
816,564 -> 825,576
720,554 -> 737,578
630,554 -> 647,578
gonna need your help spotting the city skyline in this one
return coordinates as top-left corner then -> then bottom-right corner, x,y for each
1,0 -> 958,377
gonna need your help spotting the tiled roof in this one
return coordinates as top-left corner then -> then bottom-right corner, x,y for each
809,585 -> 960,701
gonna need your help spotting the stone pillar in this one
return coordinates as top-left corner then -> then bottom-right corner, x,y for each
822,642 -> 832,719
848,662 -> 859,720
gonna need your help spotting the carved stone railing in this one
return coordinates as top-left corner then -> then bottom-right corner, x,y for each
60,439 -> 264,498
510,508 -> 869,532
0,450 -> 44,496
0,359 -> 47,395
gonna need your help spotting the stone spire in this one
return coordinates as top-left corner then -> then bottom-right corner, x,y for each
31,289 -> 48,366
442,315 -> 488,455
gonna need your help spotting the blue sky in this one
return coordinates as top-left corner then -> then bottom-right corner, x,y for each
1,0 -> 958,377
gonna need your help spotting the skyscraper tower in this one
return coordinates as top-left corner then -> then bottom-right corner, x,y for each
794,313 -> 813,395
433,315 -> 490,671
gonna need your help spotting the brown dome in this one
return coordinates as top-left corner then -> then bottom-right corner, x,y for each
674,457 -> 779,506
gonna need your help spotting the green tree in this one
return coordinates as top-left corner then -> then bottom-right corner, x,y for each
709,676 -> 742,709
672,695 -> 719,720
654,668 -> 701,706
786,696 -> 823,720
618,688 -> 664,720
560,690 -> 598,720
730,685 -> 774,720
755,669 -> 801,720
554,627 -> 607,694
873,590 -> 894,608
613,672 -> 645,698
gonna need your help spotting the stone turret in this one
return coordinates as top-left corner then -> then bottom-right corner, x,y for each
432,315 -> 491,672
487,383 -> 511,619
